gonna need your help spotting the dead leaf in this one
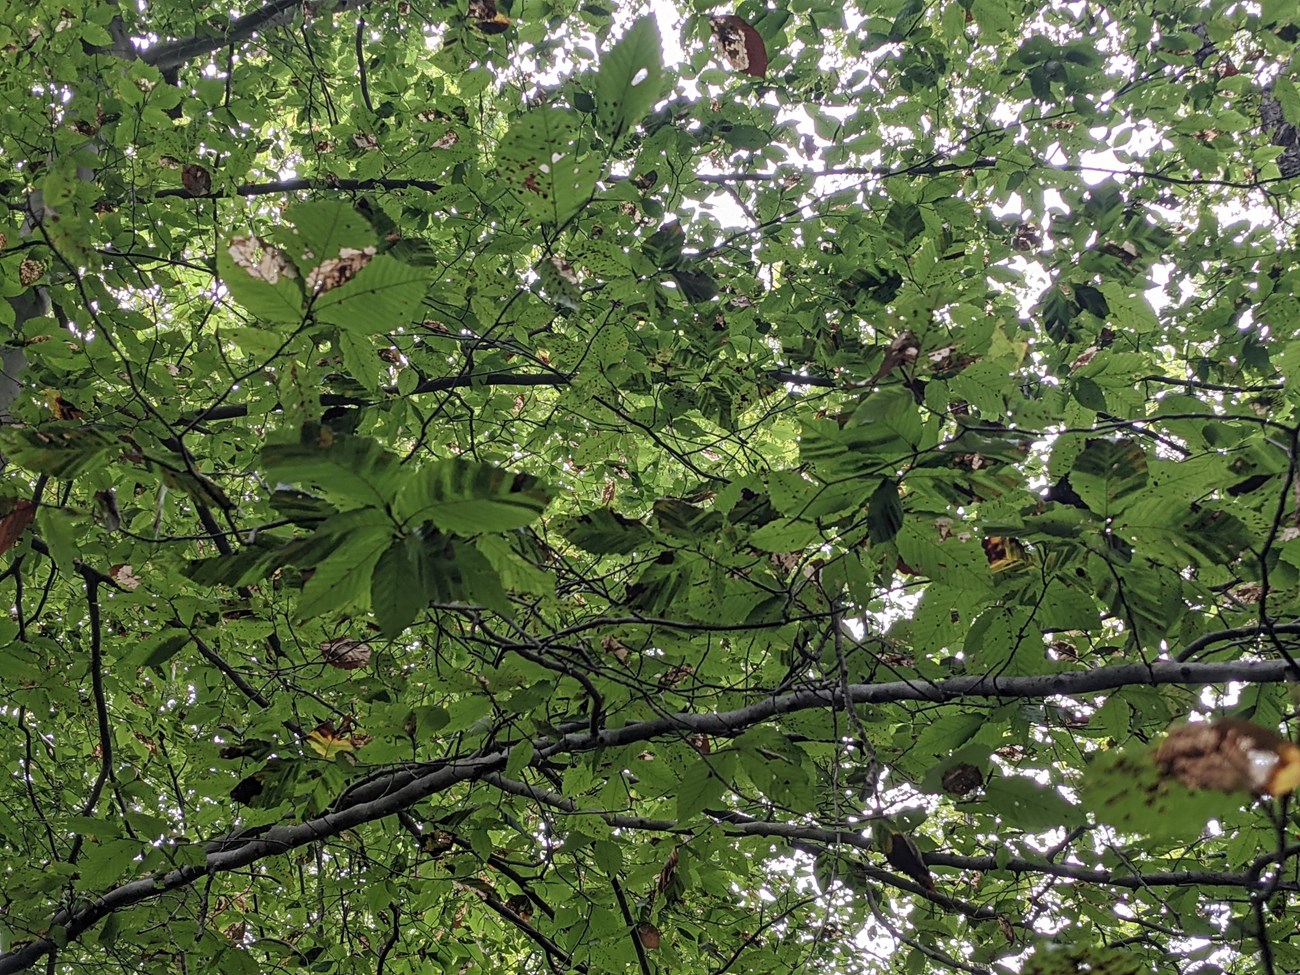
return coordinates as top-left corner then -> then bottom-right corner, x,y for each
0,499 -> 35,556
710,16 -> 768,78
870,332 -> 920,383
228,236 -> 296,284
1156,718 -> 1300,796
941,763 -> 984,797
182,163 -> 211,196
304,246 -> 376,294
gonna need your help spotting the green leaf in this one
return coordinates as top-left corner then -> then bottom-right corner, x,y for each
261,437 -> 402,509
78,838 -> 143,889
1037,585 -> 1100,631
884,202 -> 925,245
0,426 -> 122,479
676,758 -> 726,821
282,200 -> 377,267
312,255 -> 427,332
370,536 -> 432,637
497,109 -> 602,225
896,519 -> 991,590
1022,942 -> 1146,975
747,518 -> 821,552
594,16 -> 663,145
867,479 -> 903,543
395,459 -> 550,534
506,739 -> 535,779
1080,746 -> 1231,840
298,528 -> 392,618
1069,439 -> 1148,516
979,775 -> 1082,830
455,542 -> 512,616
129,628 -> 192,671
217,235 -> 305,322
559,509 -> 653,554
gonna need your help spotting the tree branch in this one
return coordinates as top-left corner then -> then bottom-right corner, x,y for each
1,655 -> 1293,973
153,175 -> 444,200
142,0 -> 376,72
191,370 -> 572,422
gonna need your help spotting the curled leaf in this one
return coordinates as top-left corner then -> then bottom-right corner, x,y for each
468,0 -> 510,33
1156,718 -> 1300,796
320,638 -> 373,670
881,830 -> 935,891
941,763 -> 984,797
182,163 -> 211,196
636,922 -> 661,949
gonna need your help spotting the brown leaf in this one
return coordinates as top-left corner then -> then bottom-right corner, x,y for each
504,893 -> 532,921
710,16 -> 768,78
43,388 -> 85,420
320,638 -> 373,670
182,163 -> 211,196
1156,718 -> 1300,796
636,922 -> 661,949
870,331 -> 920,383
0,499 -> 36,556
941,763 -> 984,797
882,830 -> 935,890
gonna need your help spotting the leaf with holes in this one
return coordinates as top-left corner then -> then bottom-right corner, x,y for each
497,109 -> 601,226
594,15 -> 663,145
276,200 -> 377,270
1080,745 -> 1231,840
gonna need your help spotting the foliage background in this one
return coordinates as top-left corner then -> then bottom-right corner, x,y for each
1,0 -> 1300,972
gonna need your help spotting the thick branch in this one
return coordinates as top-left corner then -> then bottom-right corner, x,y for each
0,754 -> 506,975
1,656 -> 1292,973
142,0 -> 375,72
538,658 -> 1297,758
153,175 -> 444,200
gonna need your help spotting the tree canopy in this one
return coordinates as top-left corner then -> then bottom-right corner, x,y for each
2,0 -> 1300,972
